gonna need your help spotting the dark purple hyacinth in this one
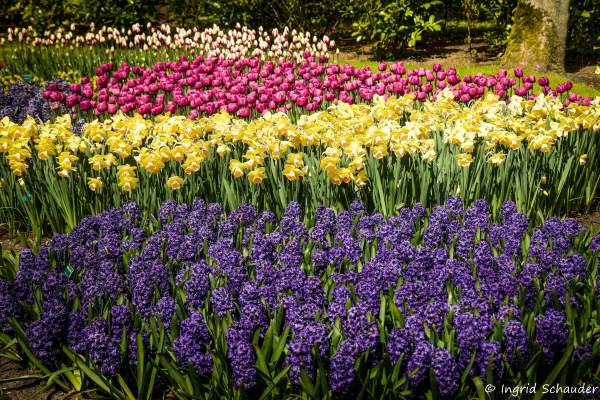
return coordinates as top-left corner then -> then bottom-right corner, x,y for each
172,311 -> 213,375
82,318 -> 121,376
3,197 -> 598,395
432,348 -> 459,396
0,81 -> 51,123
535,309 -> 569,362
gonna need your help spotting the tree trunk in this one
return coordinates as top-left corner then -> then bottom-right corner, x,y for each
503,0 -> 570,71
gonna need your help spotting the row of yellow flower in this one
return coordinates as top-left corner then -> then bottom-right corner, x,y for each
1,90 -> 599,192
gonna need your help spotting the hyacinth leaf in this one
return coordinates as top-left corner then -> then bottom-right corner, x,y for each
378,294 -> 386,327
252,324 -> 273,376
159,354 -> 188,392
459,352 -> 477,387
299,368 -> 318,400
526,351 -> 543,382
593,339 -> 600,358
270,325 -> 289,365
355,357 -> 371,400
258,365 -> 290,400
388,296 -> 402,327
486,352 -> 495,400
427,368 -> 440,400
117,374 -> 136,400
0,374 -> 44,383
471,376 -> 487,400
44,366 -> 79,391
315,352 -> 330,397
144,325 -> 165,400
68,352 -> 124,398
390,356 -> 406,391
136,331 -> 146,397
60,363 -> 82,392
532,346 -> 573,400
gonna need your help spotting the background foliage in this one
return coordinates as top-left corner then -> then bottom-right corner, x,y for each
0,0 -> 598,66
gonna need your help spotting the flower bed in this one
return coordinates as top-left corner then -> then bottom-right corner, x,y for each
0,24 -> 333,80
43,57 -> 590,119
1,92 -> 598,236
1,198 -> 599,399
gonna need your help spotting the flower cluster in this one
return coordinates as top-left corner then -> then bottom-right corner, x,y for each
1,198 -> 598,397
2,92 -> 598,184
42,57 -> 591,118
0,79 -> 72,124
3,23 -> 333,63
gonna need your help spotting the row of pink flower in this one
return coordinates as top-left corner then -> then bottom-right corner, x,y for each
43,55 -> 591,119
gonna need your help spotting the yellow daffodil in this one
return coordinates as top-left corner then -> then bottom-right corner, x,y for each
171,145 -> 186,162
87,177 -> 103,191
286,152 -> 304,168
229,159 -> 246,178
371,144 -> 388,159
167,175 -> 184,190
354,170 -> 369,187
216,144 -> 231,157
283,164 -> 306,181
488,152 -> 506,166
117,164 -> 136,177
320,156 -> 339,173
139,152 -> 165,173
455,153 -> 473,167
57,151 -> 79,176
247,167 -> 266,184
118,175 -> 138,191
422,149 -> 436,162
1,91 -> 599,194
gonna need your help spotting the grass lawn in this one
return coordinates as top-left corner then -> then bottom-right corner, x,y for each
341,59 -> 600,98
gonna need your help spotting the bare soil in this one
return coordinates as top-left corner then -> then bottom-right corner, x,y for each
0,358 -> 82,400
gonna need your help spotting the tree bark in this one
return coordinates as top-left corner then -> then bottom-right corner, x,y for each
503,0 -> 570,71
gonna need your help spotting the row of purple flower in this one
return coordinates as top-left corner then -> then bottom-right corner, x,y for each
1,198 -> 599,397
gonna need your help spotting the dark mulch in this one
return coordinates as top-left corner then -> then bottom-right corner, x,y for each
0,358 -> 84,400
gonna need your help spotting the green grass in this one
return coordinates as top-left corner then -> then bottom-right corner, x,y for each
340,59 -> 600,98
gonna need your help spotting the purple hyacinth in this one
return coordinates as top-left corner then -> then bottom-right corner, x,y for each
211,286 -> 235,318
0,279 -> 19,331
82,318 -> 121,376
535,309 -> 569,362
387,327 -> 412,366
154,295 -> 177,328
590,234 -> 600,252
226,322 -> 256,388
184,261 -> 211,309
111,304 -> 132,338
432,348 -> 459,396
286,322 -> 328,384
406,340 -> 434,385
503,320 -> 529,360
329,339 -> 361,392
476,340 -> 502,378
172,311 -> 213,375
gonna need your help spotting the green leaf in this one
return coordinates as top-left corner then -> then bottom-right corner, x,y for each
299,369 -> 317,399
136,331 -> 146,397
532,346 -> 573,400
117,374 -> 137,400
471,376 -> 488,400
270,325 -> 289,365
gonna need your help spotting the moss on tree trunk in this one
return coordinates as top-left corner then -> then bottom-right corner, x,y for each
503,0 -> 570,71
